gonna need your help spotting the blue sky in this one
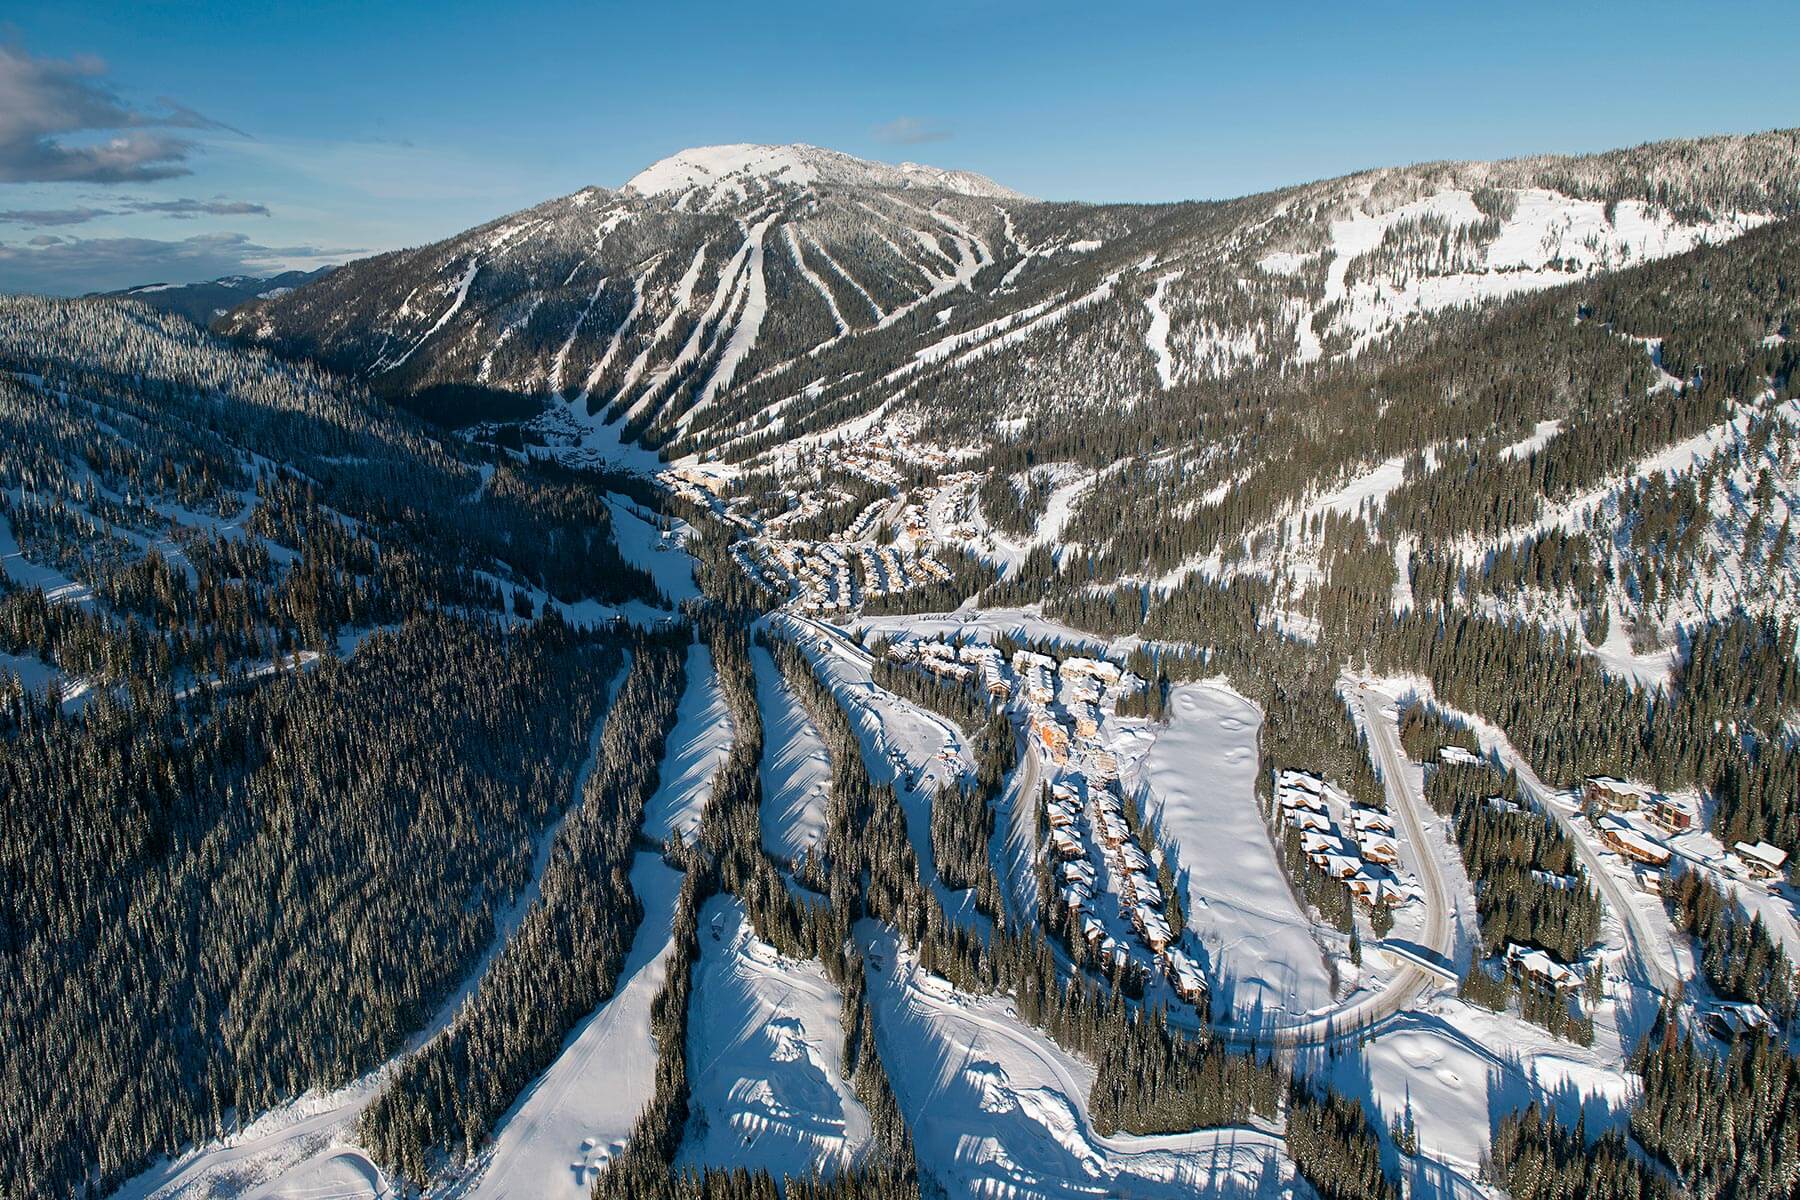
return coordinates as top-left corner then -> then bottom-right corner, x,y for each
2,0 -> 1795,294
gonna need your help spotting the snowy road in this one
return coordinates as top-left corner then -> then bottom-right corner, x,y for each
1513,771 -> 1680,996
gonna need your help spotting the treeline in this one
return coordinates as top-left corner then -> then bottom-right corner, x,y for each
0,615 -> 622,1200
1424,760 -> 1602,965
1665,869 -> 1796,1019
1631,1021 -> 1800,1199
1488,1106 -> 1671,1200
361,635 -> 687,1180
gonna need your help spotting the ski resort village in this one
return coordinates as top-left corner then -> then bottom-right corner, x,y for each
6,50 -> 1800,1200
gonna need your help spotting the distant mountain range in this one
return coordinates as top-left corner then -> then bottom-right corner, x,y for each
97,267 -> 336,326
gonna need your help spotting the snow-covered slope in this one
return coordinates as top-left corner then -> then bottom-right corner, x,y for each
626,142 -> 1027,202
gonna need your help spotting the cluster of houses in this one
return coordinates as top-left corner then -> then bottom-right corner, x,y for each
883,634 -> 1208,1006
1276,769 -> 1418,911
903,470 -> 983,544
1582,775 -> 1790,891
733,538 -> 953,611
888,638 -> 1007,692
1045,777 -> 1206,1005
763,487 -> 854,536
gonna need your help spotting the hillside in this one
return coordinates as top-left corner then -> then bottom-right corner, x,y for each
8,128 -> 1800,1200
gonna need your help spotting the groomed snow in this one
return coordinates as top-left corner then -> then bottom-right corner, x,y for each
753,643 -> 834,863
677,896 -> 871,1177
1126,682 -> 1338,1023
459,854 -> 686,1199
640,641 -> 734,844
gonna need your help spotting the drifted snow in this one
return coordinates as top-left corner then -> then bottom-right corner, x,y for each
677,897 -> 871,1177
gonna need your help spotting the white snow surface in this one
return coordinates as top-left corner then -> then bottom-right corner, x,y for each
640,641 -> 734,843
626,144 -> 1025,201
677,897 -> 871,1177
753,643 -> 834,863
859,925 -> 1306,1199
1126,682 -> 1338,1022
457,854 -> 686,1200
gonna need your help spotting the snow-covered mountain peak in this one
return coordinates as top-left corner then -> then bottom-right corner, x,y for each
624,143 -> 1026,201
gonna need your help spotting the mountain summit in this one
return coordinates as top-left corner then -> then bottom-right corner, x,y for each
624,142 -> 1029,201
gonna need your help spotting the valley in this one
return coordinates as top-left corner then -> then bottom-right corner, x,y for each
4,126 -> 1800,1200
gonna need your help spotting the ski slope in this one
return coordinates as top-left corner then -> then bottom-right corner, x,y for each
1125,682 -> 1338,1023
753,643 -> 834,863
459,854 -> 686,1200
677,896 -> 871,1177
641,641 -> 734,843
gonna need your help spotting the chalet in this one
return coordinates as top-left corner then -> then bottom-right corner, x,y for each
1439,746 -> 1483,767
1045,799 -> 1080,829
1352,809 -> 1396,836
1063,657 -> 1123,684
1583,776 -> 1654,812
1031,715 -> 1070,764
1301,831 -> 1351,858
1049,830 -> 1084,861
1708,1002 -> 1774,1041
1347,877 -> 1395,908
1632,865 -> 1668,896
1060,883 -> 1089,912
1531,869 -> 1582,891
1059,860 -> 1097,890
1081,915 -> 1107,947
1133,904 -> 1173,952
1096,810 -> 1130,850
923,658 -> 973,683
1128,871 -> 1162,909
1089,750 -> 1118,777
1733,840 -> 1789,881
1073,705 -> 1100,740
1166,949 -> 1207,1004
1278,769 -> 1325,796
1115,842 -> 1152,875
1597,817 -> 1670,867
1506,943 -> 1583,992
1359,836 -> 1401,868
1313,853 -> 1363,881
1285,808 -> 1331,834
1646,795 -> 1696,834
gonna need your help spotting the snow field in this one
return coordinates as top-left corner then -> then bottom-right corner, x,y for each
640,641 -> 734,843
676,897 -> 871,1177
753,643 -> 835,863
857,926 -> 1306,1199
1126,682 -> 1338,1023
